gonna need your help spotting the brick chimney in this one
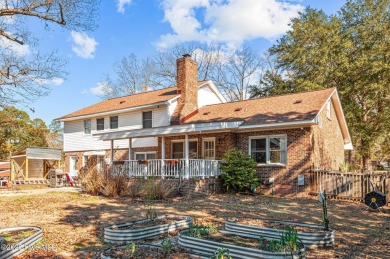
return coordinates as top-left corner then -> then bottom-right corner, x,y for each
172,54 -> 198,124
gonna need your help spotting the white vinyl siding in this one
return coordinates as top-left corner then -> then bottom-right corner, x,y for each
63,107 -> 167,152
198,85 -> 223,107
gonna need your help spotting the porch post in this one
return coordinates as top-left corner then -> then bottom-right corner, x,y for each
110,140 -> 114,163
161,136 -> 165,179
128,138 -> 132,161
128,138 -> 132,177
25,158 -> 29,180
10,159 -> 14,181
185,133 -> 189,179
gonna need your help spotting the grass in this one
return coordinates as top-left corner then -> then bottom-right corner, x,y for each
0,192 -> 389,258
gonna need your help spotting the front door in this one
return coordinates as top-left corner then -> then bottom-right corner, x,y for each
69,156 -> 78,176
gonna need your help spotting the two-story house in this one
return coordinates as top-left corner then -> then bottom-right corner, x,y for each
58,54 -> 352,194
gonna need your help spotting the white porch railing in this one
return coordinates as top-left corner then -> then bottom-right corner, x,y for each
110,159 -> 222,179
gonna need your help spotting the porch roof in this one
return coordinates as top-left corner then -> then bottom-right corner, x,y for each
96,119 -> 316,141
97,121 -> 245,140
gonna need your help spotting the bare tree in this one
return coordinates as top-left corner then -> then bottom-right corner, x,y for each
0,0 -> 100,109
104,43 -> 265,101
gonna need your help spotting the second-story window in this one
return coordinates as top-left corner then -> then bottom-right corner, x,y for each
110,116 -> 118,129
97,118 -> 104,131
84,120 -> 91,134
142,111 -> 153,128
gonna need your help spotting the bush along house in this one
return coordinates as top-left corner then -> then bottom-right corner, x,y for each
58,54 -> 352,195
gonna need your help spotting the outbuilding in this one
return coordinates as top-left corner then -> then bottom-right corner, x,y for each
10,147 -> 62,182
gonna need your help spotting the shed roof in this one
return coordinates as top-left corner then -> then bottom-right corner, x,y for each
11,147 -> 62,160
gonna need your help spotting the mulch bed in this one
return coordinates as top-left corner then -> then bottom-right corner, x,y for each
185,229 -> 303,252
115,216 -> 185,230
232,218 -> 328,233
0,228 -> 36,248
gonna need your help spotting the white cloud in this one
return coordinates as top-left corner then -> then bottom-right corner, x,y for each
33,77 -> 64,86
0,36 -> 30,56
87,82 -> 112,96
158,0 -> 304,49
70,31 -> 98,59
117,0 -> 132,13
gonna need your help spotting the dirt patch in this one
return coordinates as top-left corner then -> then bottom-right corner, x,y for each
0,192 -> 389,258
102,244 -> 197,259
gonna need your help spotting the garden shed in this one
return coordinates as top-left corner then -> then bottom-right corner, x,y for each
10,148 -> 62,181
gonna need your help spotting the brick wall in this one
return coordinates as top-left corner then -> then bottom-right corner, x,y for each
311,100 -> 345,170
236,128 -> 312,194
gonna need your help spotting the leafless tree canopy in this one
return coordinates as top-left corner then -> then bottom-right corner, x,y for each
0,0 -> 100,109
103,43 -> 266,101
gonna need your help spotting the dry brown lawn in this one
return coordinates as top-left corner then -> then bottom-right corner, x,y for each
0,192 -> 389,258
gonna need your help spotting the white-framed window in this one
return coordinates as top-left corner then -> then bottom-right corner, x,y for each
110,116 -> 118,129
134,152 -> 157,160
171,139 -> 198,159
96,118 -> 104,131
202,138 -> 215,160
84,119 -> 91,134
249,135 -> 287,165
142,111 -> 153,128
82,155 -> 88,168
326,101 -> 331,119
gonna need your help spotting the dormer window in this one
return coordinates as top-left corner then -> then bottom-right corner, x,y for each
143,111 -> 153,128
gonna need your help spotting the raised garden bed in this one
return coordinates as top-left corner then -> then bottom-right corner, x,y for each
178,228 -> 306,259
225,219 -> 334,247
101,243 -> 200,259
104,215 -> 192,243
0,226 -> 43,258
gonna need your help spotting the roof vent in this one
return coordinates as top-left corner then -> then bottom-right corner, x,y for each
119,101 -> 126,104
203,112 -> 210,115
294,99 -> 303,104
234,108 -> 242,112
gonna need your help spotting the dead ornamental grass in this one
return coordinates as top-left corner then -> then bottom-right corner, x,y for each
79,168 -> 176,199
0,192 -> 389,259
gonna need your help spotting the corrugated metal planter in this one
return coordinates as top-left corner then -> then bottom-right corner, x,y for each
101,244 -> 163,259
104,215 -> 192,243
178,229 -> 306,259
0,226 -> 43,259
225,220 -> 334,247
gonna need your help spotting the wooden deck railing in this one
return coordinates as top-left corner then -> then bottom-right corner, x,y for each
110,159 -> 222,179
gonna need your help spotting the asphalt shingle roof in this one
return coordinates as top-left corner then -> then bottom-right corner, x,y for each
185,88 -> 335,126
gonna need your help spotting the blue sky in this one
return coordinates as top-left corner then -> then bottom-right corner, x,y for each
27,0 -> 346,124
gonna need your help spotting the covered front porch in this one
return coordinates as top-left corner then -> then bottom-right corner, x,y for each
100,122 -> 242,179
